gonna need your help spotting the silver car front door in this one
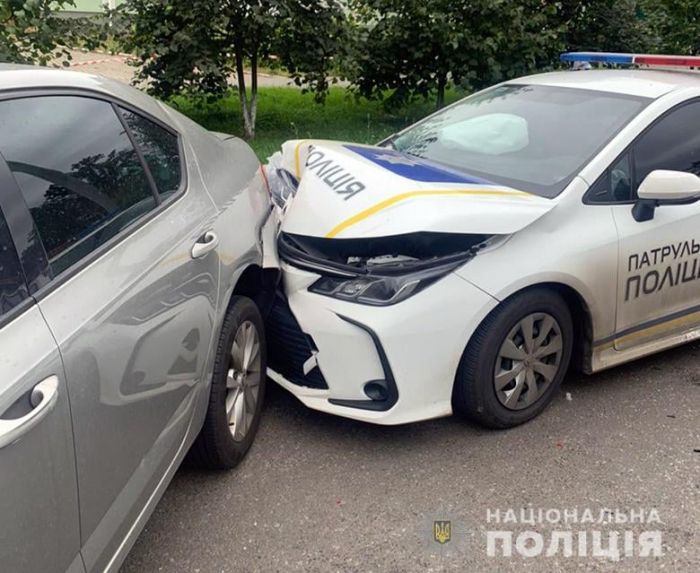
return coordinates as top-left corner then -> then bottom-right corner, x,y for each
0,94 -> 220,572
0,168 -> 83,573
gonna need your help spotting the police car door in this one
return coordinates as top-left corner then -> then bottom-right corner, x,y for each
612,100 -> 700,351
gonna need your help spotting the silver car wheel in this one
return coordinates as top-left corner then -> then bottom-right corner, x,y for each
494,312 -> 563,411
225,320 -> 262,441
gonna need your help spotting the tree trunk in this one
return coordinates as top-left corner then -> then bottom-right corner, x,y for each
436,73 -> 447,109
250,50 -> 258,132
234,44 -> 255,139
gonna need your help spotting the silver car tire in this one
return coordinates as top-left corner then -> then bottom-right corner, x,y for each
452,288 -> 573,429
189,296 -> 267,469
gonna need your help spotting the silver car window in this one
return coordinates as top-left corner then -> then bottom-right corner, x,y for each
119,107 -> 182,199
0,96 -> 157,276
0,207 -> 28,318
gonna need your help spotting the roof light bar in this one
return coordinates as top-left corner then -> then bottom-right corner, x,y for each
561,52 -> 700,68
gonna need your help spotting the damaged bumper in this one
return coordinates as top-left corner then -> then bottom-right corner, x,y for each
263,139 -> 548,423
266,260 -> 497,424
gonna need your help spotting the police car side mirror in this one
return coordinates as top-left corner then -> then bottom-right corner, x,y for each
633,170 -> 700,222
638,170 -> 700,201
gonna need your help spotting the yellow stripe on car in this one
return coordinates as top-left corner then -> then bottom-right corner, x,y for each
325,188 -> 532,238
294,139 -> 308,178
595,308 -> 700,349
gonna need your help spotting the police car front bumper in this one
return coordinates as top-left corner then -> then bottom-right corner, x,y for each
266,261 -> 498,425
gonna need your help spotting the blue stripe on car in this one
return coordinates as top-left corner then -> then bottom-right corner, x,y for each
343,144 -> 493,185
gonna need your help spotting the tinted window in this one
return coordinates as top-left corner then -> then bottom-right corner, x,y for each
0,96 -> 156,276
587,152 -> 633,203
119,108 -> 181,197
587,101 -> 700,204
634,101 -> 700,188
393,85 -> 649,197
0,208 -> 28,318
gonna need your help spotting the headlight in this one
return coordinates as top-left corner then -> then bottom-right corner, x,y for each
309,260 -> 459,306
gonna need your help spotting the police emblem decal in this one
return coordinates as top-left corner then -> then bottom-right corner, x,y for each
433,520 -> 451,544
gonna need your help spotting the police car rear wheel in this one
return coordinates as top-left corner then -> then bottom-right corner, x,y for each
453,288 -> 573,429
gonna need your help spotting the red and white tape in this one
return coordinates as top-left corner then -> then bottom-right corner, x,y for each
69,56 -> 127,68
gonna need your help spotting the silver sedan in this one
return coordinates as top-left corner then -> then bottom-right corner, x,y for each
0,65 -> 275,573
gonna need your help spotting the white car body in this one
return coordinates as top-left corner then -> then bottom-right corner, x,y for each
266,68 -> 700,425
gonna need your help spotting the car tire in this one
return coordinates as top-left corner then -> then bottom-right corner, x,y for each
189,296 -> 267,470
453,288 -> 573,429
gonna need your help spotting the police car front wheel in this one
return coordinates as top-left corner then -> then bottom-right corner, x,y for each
453,288 -> 573,429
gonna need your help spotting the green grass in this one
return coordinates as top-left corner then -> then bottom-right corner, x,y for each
170,87 -> 462,160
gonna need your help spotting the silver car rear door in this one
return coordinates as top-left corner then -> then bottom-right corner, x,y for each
0,93 -> 220,572
0,160 -> 83,573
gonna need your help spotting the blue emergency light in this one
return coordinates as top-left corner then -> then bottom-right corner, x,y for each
561,52 -> 700,67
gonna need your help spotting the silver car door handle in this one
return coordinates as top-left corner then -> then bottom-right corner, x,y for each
0,376 -> 59,449
191,231 -> 220,259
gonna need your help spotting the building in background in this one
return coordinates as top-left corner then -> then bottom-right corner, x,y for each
62,1 -> 123,15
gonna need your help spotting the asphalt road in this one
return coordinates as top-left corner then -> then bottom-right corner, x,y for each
122,342 -> 699,573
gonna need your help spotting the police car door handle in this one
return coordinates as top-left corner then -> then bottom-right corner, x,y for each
0,376 -> 59,449
191,231 -> 219,259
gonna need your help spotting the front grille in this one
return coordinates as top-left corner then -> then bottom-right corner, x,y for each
265,294 -> 328,389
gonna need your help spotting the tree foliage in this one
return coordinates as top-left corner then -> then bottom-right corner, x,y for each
5,0 -> 700,136
345,0 -> 690,109
0,0 -> 101,66
122,0 -> 347,139
643,0 -> 700,54
559,0 -> 652,53
276,1 -> 349,97
347,0 -> 563,109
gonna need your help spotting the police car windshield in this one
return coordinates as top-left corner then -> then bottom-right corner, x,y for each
392,84 -> 649,198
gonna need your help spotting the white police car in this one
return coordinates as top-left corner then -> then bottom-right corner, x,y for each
265,52 -> 700,428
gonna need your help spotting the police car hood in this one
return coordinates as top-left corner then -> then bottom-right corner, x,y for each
275,140 -> 554,239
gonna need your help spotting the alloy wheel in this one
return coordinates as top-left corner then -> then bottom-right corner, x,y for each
225,320 -> 262,441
